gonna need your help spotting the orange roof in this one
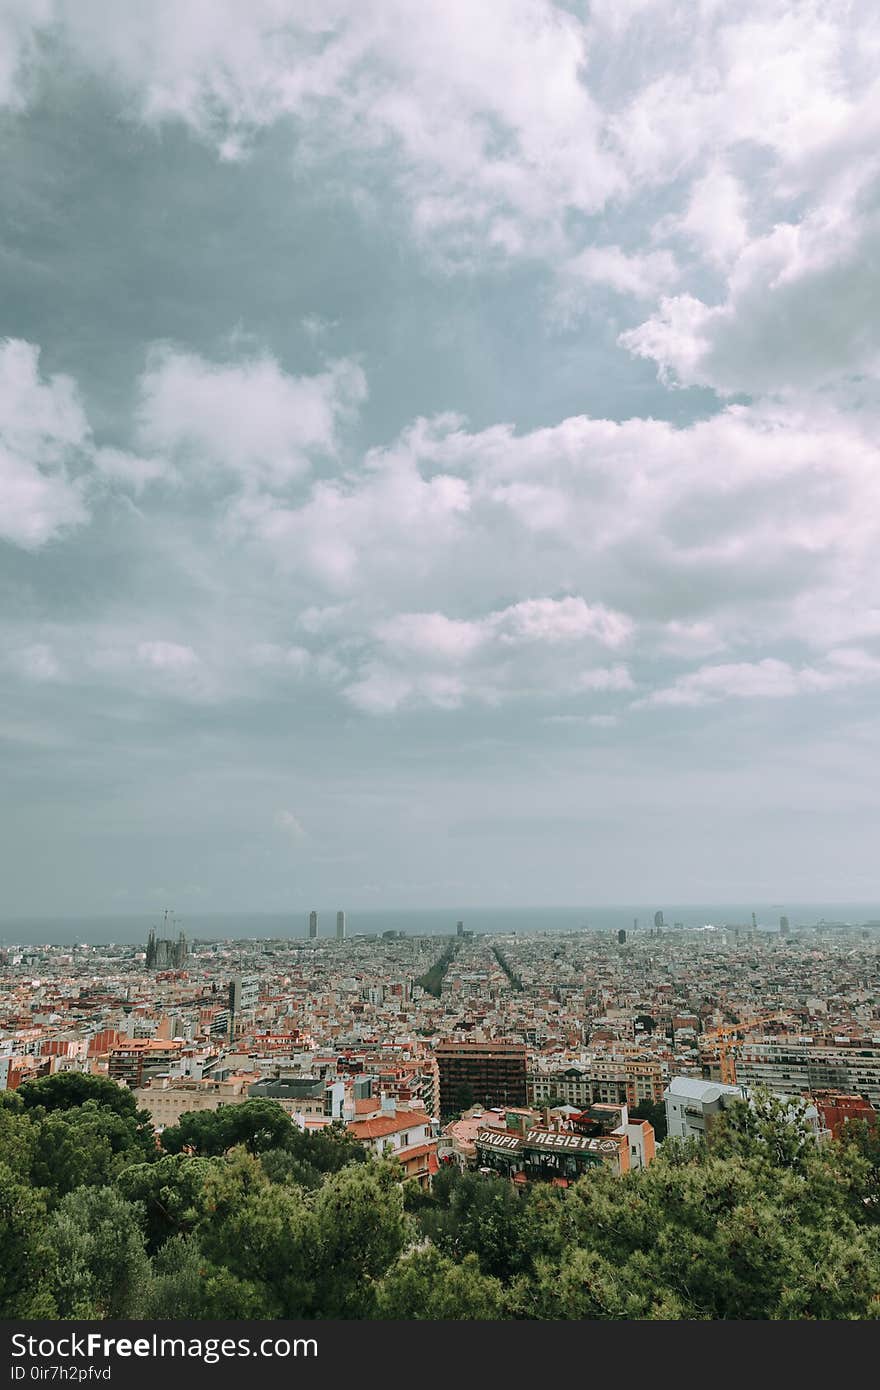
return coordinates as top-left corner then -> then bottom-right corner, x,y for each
398,1141 -> 438,1163
349,1111 -> 430,1140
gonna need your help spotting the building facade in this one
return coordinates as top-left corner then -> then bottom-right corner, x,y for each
664,1077 -> 748,1141
348,1100 -> 437,1188
475,1124 -> 629,1183
108,1039 -> 183,1088
528,1056 -> 666,1109
134,1074 -> 254,1129
737,1041 -> 880,1106
436,1040 -> 528,1114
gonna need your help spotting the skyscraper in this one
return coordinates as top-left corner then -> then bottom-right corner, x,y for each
308,910 -> 318,940
336,910 -> 346,941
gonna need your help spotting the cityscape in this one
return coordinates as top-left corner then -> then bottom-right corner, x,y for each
1,909 -> 878,1314
2,907 -> 879,1319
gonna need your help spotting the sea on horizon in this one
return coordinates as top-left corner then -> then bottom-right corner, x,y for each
2,903 -> 880,946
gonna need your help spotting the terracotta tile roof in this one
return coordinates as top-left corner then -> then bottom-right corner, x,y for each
349,1111 -> 430,1139
397,1141 -> 437,1163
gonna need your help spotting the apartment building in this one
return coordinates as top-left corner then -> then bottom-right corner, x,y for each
436,1040 -> 528,1114
737,1040 -> 880,1106
811,1091 -> 877,1139
341,1051 -> 440,1118
664,1077 -> 748,1141
108,1039 -> 183,1088
134,1073 -> 255,1129
664,1075 -> 826,1143
248,1075 -> 329,1117
528,1056 -> 666,1108
528,1066 -> 592,1108
347,1097 -> 437,1187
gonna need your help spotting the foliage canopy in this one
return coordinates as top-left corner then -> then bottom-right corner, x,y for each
1,1074 -> 878,1320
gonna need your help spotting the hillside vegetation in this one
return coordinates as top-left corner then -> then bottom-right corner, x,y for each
1,1075 -> 878,1320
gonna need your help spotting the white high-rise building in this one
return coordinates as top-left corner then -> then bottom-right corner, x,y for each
308,910 -> 318,940
336,910 -> 346,941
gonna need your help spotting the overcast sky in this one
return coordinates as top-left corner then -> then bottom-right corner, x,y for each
2,1 -> 880,917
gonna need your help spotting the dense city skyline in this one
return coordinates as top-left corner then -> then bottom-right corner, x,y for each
3,4 -> 880,915
2,917 -> 877,1322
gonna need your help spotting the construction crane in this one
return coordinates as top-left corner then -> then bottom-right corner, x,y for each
700,1013 -> 793,1085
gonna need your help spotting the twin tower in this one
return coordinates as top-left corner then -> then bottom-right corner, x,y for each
308,910 -> 346,941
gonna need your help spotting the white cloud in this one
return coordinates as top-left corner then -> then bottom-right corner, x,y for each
622,182 -> 880,393
343,664 -> 429,715
46,1 -> 864,257
4,1 -> 879,380
605,9 -> 880,395
356,597 -> 634,711
619,294 -> 715,388
492,597 -> 632,648
575,666 -> 634,692
375,597 -> 631,666
0,339 -> 90,548
641,649 -> 880,708
243,402 -> 877,639
9,643 -> 62,682
0,444 -> 87,549
136,346 -> 366,488
376,612 -> 485,664
137,641 -> 199,672
553,245 -> 679,321
604,3 -> 869,186
179,391 -> 880,719
5,5 -> 880,727
675,164 -> 749,271
14,0 -> 613,268
275,808 -> 307,843
93,447 -> 173,493
0,1 -> 53,110
5,353 -> 880,724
